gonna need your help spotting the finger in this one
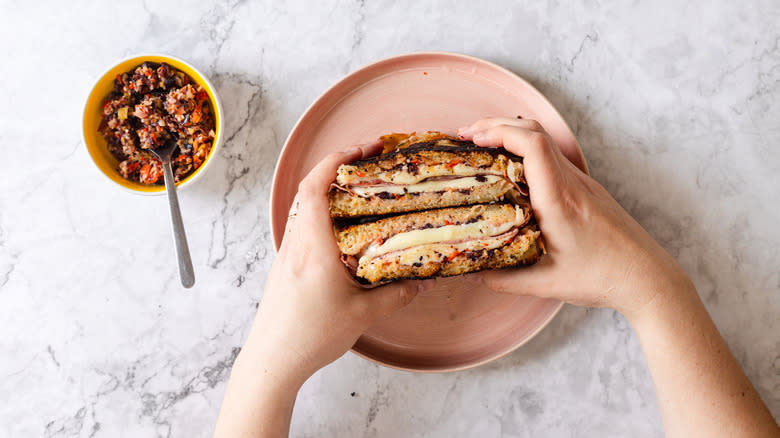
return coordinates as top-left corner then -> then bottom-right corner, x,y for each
458,117 -> 545,139
468,124 -> 565,186
297,141 -> 382,202
470,124 -> 552,154
358,279 -> 435,320
295,142 -> 380,234
298,150 -> 361,202
360,139 -> 384,158
477,258 -> 558,299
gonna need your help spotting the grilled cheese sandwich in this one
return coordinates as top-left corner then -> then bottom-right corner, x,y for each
330,133 -> 542,284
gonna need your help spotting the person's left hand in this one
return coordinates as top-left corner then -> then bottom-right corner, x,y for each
239,142 -> 431,387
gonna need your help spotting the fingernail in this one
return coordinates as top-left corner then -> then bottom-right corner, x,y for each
344,146 -> 361,155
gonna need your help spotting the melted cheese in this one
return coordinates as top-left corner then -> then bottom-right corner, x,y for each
393,229 -> 518,265
382,163 -> 480,185
350,175 -> 503,197
360,215 -> 522,263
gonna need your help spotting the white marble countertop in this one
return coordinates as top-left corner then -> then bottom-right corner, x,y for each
1,1 -> 778,436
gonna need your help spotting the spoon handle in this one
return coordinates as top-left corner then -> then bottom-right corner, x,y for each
161,159 -> 195,288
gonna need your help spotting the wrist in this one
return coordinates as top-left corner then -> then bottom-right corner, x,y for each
613,250 -> 696,323
231,343 -> 309,397
214,347 -> 302,438
237,328 -> 315,391
620,265 -> 697,326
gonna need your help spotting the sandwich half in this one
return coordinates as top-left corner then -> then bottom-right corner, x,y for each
329,137 -> 528,218
336,203 -> 542,284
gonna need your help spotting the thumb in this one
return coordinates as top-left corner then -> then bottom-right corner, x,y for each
359,280 -> 435,320
295,141 -> 384,235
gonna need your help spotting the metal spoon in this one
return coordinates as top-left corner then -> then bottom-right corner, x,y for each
149,142 -> 195,288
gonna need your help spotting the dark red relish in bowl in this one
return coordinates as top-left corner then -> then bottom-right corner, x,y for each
98,62 -> 215,185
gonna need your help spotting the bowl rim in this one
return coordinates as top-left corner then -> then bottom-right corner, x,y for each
82,53 -> 224,196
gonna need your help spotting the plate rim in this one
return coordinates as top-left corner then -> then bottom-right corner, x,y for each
268,51 -> 583,372
349,299 -> 566,373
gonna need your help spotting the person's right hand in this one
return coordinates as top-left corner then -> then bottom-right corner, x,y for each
458,118 -> 692,319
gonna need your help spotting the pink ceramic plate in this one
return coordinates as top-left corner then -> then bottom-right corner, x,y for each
270,52 -> 586,372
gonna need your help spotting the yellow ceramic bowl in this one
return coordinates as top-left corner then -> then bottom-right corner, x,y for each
83,54 -> 223,194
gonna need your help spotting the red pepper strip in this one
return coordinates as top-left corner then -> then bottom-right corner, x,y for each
443,220 -> 454,225
140,163 -> 152,183
445,159 -> 463,169
355,171 -> 366,177
445,250 -> 460,262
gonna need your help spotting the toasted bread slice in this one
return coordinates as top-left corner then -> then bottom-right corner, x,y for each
330,178 -> 516,218
335,204 -> 539,284
356,225 -> 541,283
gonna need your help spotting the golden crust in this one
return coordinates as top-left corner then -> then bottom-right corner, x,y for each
379,131 -> 453,153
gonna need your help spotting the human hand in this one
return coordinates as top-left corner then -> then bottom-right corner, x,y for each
240,143 -> 430,387
458,118 -> 692,318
